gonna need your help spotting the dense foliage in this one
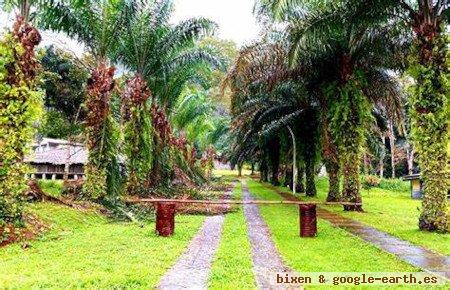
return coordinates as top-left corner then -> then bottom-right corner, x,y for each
39,46 -> 88,138
0,17 -> 43,225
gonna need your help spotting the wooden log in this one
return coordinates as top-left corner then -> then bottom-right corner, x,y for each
299,204 -> 317,237
126,198 -> 362,206
155,202 -> 176,237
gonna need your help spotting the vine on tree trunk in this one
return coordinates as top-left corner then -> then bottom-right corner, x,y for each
83,62 -> 119,199
0,17 -> 43,227
409,27 -> 449,233
328,73 -> 371,211
122,74 -> 154,195
321,101 -> 341,202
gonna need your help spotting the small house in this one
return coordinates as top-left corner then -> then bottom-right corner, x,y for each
403,173 -> 450,200
24,138 -> 87,180
403,174 -> 423,199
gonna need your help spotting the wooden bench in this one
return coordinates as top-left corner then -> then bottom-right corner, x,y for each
126,199 -> 362,238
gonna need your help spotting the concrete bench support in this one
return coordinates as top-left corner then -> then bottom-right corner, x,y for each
299,204 -> 317,237
156,202 -> 176,237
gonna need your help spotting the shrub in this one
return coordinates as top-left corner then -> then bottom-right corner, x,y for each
378,178 -> 410,193
362,175 -> 381,189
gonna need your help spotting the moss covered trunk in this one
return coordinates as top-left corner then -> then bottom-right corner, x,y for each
329,64 -> 370,211
411,23 -> 448,232
0,17 -> 42,225
295,165 -> 304,193
267,137 -> 281,186
325,161 -> 340,202
83,61 -> 119,199
321,103 -> 341,201
122,74 -> 154,195
260,158 -> 268,182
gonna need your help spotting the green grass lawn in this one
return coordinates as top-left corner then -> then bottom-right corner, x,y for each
208,182 -> 256,289
246,180 -> 418,274
275,177 -> 449,256
38,180 -> 64,197
0,203 -> 205,288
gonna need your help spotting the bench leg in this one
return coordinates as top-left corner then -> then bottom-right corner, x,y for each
156,202 -> 176,237
299,204 -> 317,237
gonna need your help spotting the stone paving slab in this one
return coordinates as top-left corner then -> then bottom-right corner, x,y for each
242,181 -> 301,289
269,185 -> 450,280
157,185 -> 236,290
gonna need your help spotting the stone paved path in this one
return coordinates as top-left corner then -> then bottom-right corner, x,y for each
269,185 -> 450,280
242,181 -> 301,289
157,185 -> 235,289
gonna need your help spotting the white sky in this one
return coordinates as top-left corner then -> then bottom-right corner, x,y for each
172,0 -> 259,46
0,0 -> 259,56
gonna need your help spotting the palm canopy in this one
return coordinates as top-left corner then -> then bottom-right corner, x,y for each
261,1 -> 449,37
113,0 -> 225,111
38,0 -> 127,61
259,1 -> 407,122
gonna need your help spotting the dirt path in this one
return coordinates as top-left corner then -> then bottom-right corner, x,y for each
269,184 -> 450,280
242,181 -> 301,289
157,185 -> 235,289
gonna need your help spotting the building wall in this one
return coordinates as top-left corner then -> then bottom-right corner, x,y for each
29,163 -> 85,180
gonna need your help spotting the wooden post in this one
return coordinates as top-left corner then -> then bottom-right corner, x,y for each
299,204 -> 317,237
156,202 -> 176,237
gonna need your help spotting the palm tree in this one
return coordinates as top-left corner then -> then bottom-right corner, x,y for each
38,0 -> 128,198
340,0 -> 449,231
112,0 -> 221,192
114,0 -> 220,109
259,0 -> 407,210
0,4 -> 42,225
225,41 -> 322,188
266,0 -> 448,232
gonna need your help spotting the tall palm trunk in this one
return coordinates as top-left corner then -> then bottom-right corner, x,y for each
0,17 -> 42,224
379,134 -> 386,178
321,106 -> 341,201
63,139 -> 71,181
267,137 -> 281,186
305,155 -> 316,197
331,55 -> 370,211
122,74 -> 153,195
297,165 -> 305,193
83,61 -> 117,199
260,158 -> 268,182
411,20 -> 448,232
387,120 -> 396,178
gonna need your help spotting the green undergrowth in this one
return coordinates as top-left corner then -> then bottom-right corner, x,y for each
38,180 -> 64,197
0,202 -> 205,288
209,182 -> 256,289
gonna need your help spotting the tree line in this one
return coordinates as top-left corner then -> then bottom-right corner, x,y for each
225,0 -> 449,232
0,0 -> 232,229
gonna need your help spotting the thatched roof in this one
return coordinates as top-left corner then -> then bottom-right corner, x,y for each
25,147 -> 87,165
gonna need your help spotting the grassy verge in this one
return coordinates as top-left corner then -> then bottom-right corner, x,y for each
38,180 -> 64,197
0,203 -> 205,288
246,180 -> 418,274
276,178 -> 449,256
208,182 -> 256,289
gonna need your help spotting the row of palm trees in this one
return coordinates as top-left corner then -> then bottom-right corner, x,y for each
2,0 -> 225,199
227,0 -> 448,232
